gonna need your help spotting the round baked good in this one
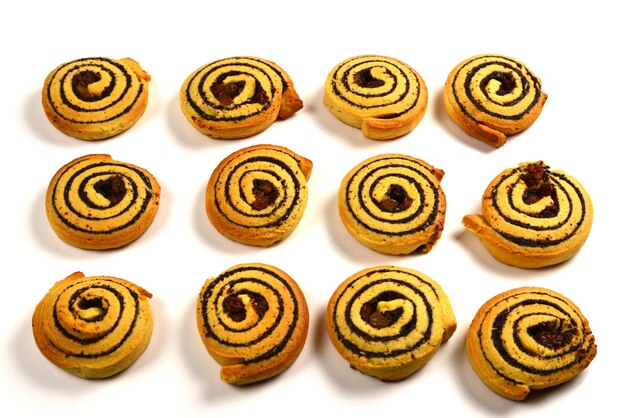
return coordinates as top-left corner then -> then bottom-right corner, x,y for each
42,57 -> 151,140
180,56 -> 303,139
32,271 -> 154,379
196,263 -> 309,385
463,161 -> 593,268
46,154 -> 161,250
467,286 -> 597,400
323,54 -> 428,140
443,53 -> 547,147
326,265 -> 456,381
205,144 -> 312,247
338,154 -> 446,255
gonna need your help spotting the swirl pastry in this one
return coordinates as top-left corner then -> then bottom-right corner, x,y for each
180,56 -> 303,139
46,154 -> 161,250
467,286 -> 597,400
338,154 -> 446,255
32,272 -> 154,379
443,53 -> 547,147
196,263 -> 309,385
463,161 -> 593,268
323,54 -> 428,140
326,265 -> 456,381
205,144 -> 312,247
42,57 -> 151,140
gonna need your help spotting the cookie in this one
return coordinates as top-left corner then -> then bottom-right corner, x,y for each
205,144 -> 312,247
467,286 -> 597,400
196,263 -> 309,385
463,161 -> 593,268
323,55 -> 428,140
338,154 -> 446,255
326,265 -> 456,381
46,154 -> 161,250
180,56 -> 303,139
32,272 -> 154,379
42,57 -> 151,140
443,53 -> 547,147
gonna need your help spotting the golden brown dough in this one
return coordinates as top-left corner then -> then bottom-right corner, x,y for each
326,265 -> 456,381
180,56 -> 303,139
42,57 -> 151,140
443,53 -> 547,147
338,154 -> 446,255
45,154 -> 161,250
463,161 -> 593,268
32,272 -> 154,379
467,286 -> 597,400
196,263 -> 309,385
324,55 -> 428,140
205,144 -> 311,246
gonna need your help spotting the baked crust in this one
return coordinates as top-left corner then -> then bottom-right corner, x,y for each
196,263 -> 309,385
42,57 -> 150,140
338,154 -> 446,255
180,56 -> 302,139
326,265 -> 456,381
463,161 -> 593,268
205,144 -> 311,246
45,154 -> 161,250
323,55 -> 428,140
467,287 -> 597,400
32,272 -> 153,379
443,53 -> 547,147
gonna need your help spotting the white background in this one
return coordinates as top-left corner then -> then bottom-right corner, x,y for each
1,1 -> 623,416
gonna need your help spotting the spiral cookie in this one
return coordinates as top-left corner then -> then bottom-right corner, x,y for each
42,57 -> 151,140
46,154 -> 161,250
463,161 -> 593,268
196,263 -> 309,385
467,287 -> 597,400
180,56 -> 303,139
32,272 -> 153,379
206,144 -> 312,247
324,55 -> 428,140
326,265 -> 456,381
338,154 -> 446,255
443,53 -> 547,147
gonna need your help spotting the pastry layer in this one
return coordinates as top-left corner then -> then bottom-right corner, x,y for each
180,56 -> 302,139
338,154 -> 446,255
467,286 -> 597,400
443,53 -> 547,147
42,57 -> 150,140
32,272 -> 153,378
324,55 -> 428,140
196,263 -> 309,385
46,154 -> 161,250
326,265 -> 456,381
205,144 -> 311,246
463,161 -> 593,268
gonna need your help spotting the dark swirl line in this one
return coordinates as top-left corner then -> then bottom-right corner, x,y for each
180,56 -> 302,139
339,154 -> 446,254
49,157 -> 156,235
32,272 -> 153,378
42,57 -> 150,140
345,157 -> 442,236
492,170 -> 587,248
51,280 -> 140,358
46,58 -> 144,122
467,287 -> 597,399
452,55 -> 543,122
326,266 -> 456,380
215,154 -> 302,229
185,58 -> 284,123
198,266 -> 298,364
